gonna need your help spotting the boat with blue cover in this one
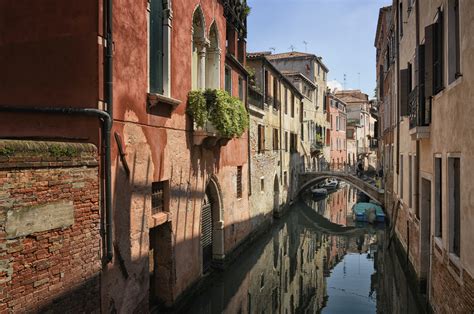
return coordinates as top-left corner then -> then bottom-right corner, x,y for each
352,202 -> 385,223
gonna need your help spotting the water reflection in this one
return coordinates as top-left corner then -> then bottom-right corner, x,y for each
182,185 -> 423,314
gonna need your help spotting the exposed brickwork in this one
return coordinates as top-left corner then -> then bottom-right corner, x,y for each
394,203 -> 421,275
430,251 -> 474,314
0,140 -> 101,313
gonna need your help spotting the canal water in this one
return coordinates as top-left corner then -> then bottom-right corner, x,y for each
181,184 -> 424,314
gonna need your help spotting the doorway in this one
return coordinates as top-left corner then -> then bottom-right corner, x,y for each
201,177 -> 224,273
420,178 -> 431,293
273,175 -> 280,216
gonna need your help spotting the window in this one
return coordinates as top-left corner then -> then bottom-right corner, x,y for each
273,78 -> 279,109
238,77 -> 244,100
260,177 -> 265,192
290,133 -> 297,153
151,181 -> 169,214
285,131 -> 288,152
448,157 -> 460,257
399,2 -> 403,37
236,166 -> 243,198
291,93 -> 295,117
434,157 -> 442,238
448,0 -> 461,84
400,155 -> 404,199
284,87 -> 288,114
257,125 -> 265,153
206,23 -> 220,89
150,0 -> 170,95
192,7 -> 205,90
264,70 -> 270,102
409,155 -> 413,210
300,124 -> 304,141
284,171 -> 288,187
273,128 -> 279,151
225,67 -> 232,94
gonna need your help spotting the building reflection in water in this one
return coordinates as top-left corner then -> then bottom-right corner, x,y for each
182,185 -> 423,314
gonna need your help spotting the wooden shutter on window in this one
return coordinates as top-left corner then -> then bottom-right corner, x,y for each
150,0 -> 164,94
425,24 -> 434,99
400,69 -> 409,116
433,9 -> 444,94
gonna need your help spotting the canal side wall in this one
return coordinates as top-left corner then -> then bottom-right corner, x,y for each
0,140 -> 101,313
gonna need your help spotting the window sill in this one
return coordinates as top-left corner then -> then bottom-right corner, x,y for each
448,253 -> 463,283
150,211 -> 171,228
147,93 -> 181,111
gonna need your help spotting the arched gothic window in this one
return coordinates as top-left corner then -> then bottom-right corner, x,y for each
206,23 -> 221,89
192,7 -> 207,90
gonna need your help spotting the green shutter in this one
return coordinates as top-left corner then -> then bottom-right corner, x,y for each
150,0 -> 164,94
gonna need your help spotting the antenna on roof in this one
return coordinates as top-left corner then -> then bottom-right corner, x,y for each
289,45 -> 295,52
358,72 -> 361,90
343,74 -> 347,90
269,47 -> 276,53
303,41 -> 308,52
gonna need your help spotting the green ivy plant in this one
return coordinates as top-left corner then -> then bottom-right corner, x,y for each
187,90 -> 208,128
187,89 -> 248,138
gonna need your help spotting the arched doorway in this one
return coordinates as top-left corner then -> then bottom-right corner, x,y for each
201,177 -> 224,273
273,175 -> 280,216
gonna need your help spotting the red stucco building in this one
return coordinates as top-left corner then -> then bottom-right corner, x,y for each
0,0 -> 251,312
326,93 -> 347,170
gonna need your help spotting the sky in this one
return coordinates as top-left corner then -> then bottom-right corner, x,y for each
246,0 -> 392,98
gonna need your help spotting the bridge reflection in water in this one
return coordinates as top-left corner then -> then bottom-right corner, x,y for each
180,185 -> 424,314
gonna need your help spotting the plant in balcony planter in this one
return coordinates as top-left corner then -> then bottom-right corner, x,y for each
187,90 -> 208,128
206,89 -> 248,138
187,89 -> 248,139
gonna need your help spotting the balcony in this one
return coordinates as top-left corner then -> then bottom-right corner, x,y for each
357,146 -> 369,155
409,86 -> 431,140
193,122 -> 231,148
223,0 -> 248,37
310,141 -> 324,156
249,87 -> 264,111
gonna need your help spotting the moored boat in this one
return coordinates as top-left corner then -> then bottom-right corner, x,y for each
352,202 -> 385,224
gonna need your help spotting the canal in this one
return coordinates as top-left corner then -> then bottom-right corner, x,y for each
179,184 -> 425,313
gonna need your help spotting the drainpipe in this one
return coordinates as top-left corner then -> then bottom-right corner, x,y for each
103,0 -> 114,263
414,0 -> 421,220
105,0 -> 114,119
0,106 -> 113,262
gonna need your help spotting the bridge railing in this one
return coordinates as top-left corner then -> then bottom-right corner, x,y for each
303,162 -> 357,175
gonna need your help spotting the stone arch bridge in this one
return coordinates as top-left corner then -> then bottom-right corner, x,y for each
298,171 -> 384,204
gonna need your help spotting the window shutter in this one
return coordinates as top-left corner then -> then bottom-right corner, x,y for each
400,68 -> 409,116
433,9 -> 444,93
425,24 -> 434,99
150,0 -> 164,94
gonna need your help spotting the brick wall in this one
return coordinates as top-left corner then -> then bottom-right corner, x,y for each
430,247 -> 474,313
0,140 -> 101,313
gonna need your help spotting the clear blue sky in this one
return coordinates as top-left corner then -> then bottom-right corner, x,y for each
246,0 -> 392,98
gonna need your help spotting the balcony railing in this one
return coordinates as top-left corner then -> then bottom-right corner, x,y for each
310,141 -> 324,153
409,85 -> 431,129
249,87 -> 264,110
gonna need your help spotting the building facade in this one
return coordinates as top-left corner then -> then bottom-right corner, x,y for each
267,52 -> 331,169
336,90 -> 376,170
0,0 -> 254,312
377,0 -> 474,312
247,52 -> 305,219
326,93 -> 347,170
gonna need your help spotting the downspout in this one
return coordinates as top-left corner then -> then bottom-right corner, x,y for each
104,0 -> 114,262
105,0 -> 114,120
0,106 -> 112,262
